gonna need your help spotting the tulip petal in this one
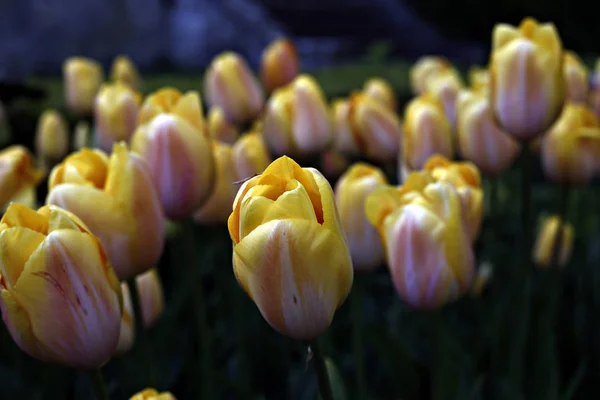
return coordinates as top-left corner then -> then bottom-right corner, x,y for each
0,228 -> 46,290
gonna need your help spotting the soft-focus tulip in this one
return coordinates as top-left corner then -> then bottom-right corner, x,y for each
456,89 -> 520,175
471,262 -> 493,297
73,121 -> 91,150
130,388 -> 176,400
95,83 -> 142,152
489,17 -> 565,140
347,93 -> 402,162
468,66 -> 490,91
63,57 -> 104,115
403,94 -> 453,171
117,269 -> 165,354
208,107 -> 239,144
263,75 -> 331,157
410,56 -> 452,95
363,77 -> 397,111
228,156 -> 353,340
320,150 -> 350,181
204,52 -> 264,124
0,203 -> 122,368
365,172 -> 475,309
335,163 -> 387,271
35,109 -> 69,168
194,142 -> 238,224
261,38 -> 300,93
533,215 -> 574,269
425,69 -> 464,126
132,88 -> 216,220
0,146 -> 44,209
563,51 -> 589,104
232,131 -> 271,181
589,59 -> 600,118
47,142 -> 164,280
110,55 -> 141,90
331,98 -> 360,155
541,103 -> 600,184
423,155 -> 484,242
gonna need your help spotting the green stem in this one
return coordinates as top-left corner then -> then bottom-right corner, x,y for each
351,277 -> 368,400
521,146 -> 533,269
430,310 -> 454,400
126,276 -> 155,387
88,369 -> 109,400
310,338 -> 334,400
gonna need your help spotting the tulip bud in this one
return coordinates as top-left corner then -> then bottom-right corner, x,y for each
63,56 -> 104,115
363,77 -> 397,111
228,156 -> 353,340
47,142 -> 165,280
261,38 -> 300,93
35,109 -> 69,168
320,150 -> 350,182
193,142 -> 238,224
117,269 -> 165,354
471,262 -> 493,297
232,131 -> 271,181
110,55 -> 141,90
423,155 -> 484,242
403,94 -> 454,171
208,107 -> 239,144
489,17 -> 566,140
335,163 -> 388,271
425,69 -> 464,127
73,121 -> 92,150
410,56 -> 453,95
263,74 -> 331,157
456,89 -> 520,175
94,83 -> 142,152
132,88 -> 216,220
130,389 -> 176,400
541,103 -> 600,184
0,145 -> 44,209
331,98 -> 360,155
204,52 -> 264,124
533,215 -> 574,269
347,93 -> 402,162
563,51 -> 588,104
365,172 -> 475,309
0,203 -> 122,368
468,66 -> 490,91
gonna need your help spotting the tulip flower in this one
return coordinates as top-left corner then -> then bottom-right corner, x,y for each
73,121 -> 91,150
533,215 -> 574,269
35,109 -> 69,169
261,38 -> 300,93
423,155 -> 484,242
335,163 -> 387,271
331,98 -> 360,155
0,203 -> 122,368
263,75 -> 331,157
365,172 -> 475,309
468,66 -> 490,91
563,51 -> 589,104
425,69 -> 464,127
194,142 -> 238,224
489,17 -> 566,140
204,52 -> 264,124
94,82 -> 142,152
207,107 -> 239,144
347,93 -> 402,162
130,389 -> 176,400
541,103 -> 600,184
363,77 -> 397,111
410,56 -> 453,95
228,156 -> 353,340
456,89 -> 520,175
63,56 -> 104,115
117,269 -> 165,354
403,94 -> 453,171
110,55 -> 141,90
47,142 -> 164,280
589,58 -> 600,118
232,131 -> 271,181
132,88 -> 216,220
0,145 -> 44,209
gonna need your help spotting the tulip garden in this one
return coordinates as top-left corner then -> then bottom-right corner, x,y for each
1,16 -> 600,400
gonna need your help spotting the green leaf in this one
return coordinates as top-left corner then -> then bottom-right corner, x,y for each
321,358 -> 348,400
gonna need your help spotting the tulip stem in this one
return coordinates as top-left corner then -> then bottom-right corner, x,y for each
89,369 -> 109,400
126,277 -> 155,387
310,338 -> 334,400
351,277 -> 368,400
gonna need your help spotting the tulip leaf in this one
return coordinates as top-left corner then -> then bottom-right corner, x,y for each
321,357 -> 348,400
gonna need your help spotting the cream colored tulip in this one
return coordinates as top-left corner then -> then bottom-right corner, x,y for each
207,107 -> 239,144
232,131 -> 271,181
563,51 -> 589,104
63,57 -> 104,115
261,38 -> 300,93
363,77 -> 397,111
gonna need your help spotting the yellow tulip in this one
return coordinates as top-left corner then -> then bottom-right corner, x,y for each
489,17 -> 565,140
410,56 -> 453,95
117,269 -> 165,354
63,56 -> 104,115
533,215 -> 574,269
0,203 -> 122,368
331,98 -> 360,155
468,66 -> 490,91
47,142 -> 165,280
0,146 -> 44,209
35,109 -> 69,168
132,88 -> 216,220
563,51 -> 589,104
335,163 -> 388,271
232,131 -> 272,181
130,388 -> 176,400
261,38 -> 300,93
227,156 -> 353,340
541,103 -> 600,184
363,77 -> 397,112
365,172 -> 475,309
207,107 -> 239,144
425,69 -> 464,127
263,74 -> 331,157
94,82 -> 142,152
204,52 -> 264,124
110,55 -> 141,90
